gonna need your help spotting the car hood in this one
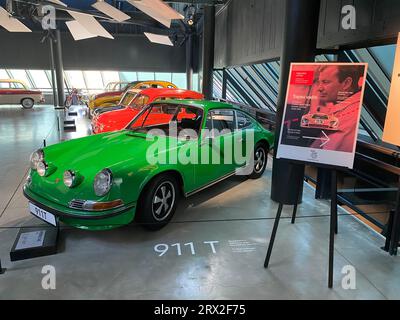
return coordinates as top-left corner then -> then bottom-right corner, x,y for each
29,130 -> 164,204
46,130 -> 157,172
98,107 -> 139,127
94,105 -> 125,115
95,90 -> 122,100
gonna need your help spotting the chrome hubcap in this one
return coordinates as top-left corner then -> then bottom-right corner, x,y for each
254,148 -> 266,173
23,99 -> 33,108
152,181 -> 175,221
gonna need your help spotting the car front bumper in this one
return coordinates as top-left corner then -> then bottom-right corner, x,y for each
23,185 -> 136,230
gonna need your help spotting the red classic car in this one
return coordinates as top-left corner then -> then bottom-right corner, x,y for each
300,112 -> 339,131
0,79 -> 44,109
92,88 -> 204,134
88,80 -> 178,112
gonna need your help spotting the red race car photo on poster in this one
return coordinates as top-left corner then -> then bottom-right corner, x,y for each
277,62 -> 368,169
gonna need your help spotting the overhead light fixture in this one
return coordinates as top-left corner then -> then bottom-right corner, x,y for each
128,0 -> 170,28
128,0 -> 183,29
67,10 -> 114,39
46,0 -> 67,7
186,5 -> 196,26
144,32 -> 173,46
66,20 -> 97,41
0,6 -> 31,32
92,1 -> 130,23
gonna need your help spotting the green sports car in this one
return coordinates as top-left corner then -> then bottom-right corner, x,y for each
24,100 -> 274,231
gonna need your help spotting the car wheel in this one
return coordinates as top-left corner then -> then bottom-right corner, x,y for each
136,174 -> 180,231
248,143 -> 268,179
21,98 -> 34,109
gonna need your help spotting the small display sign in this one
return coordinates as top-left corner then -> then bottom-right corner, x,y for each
15,230 -> 46,250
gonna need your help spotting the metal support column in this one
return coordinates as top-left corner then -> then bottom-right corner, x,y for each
186,33 -> 193,90
271,0 -> 321,204
53,30 -> 65,108
49,34 -> 58,107
202,4 -> 215,100
221,68 -> 227,100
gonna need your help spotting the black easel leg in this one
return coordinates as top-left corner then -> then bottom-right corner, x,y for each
390,211 -> 400,256
291,204 -> 298,224
291,181 -> 302,224
0,259 -> 5,274
329,170 -> 337,288
383,210 -> 394,252
335,210 -> 338,235
389,178 -> 400,256
264,203 -> 283,268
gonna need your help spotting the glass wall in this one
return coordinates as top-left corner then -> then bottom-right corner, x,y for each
0,69 -> 198,94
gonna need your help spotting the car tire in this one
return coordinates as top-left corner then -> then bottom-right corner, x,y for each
21,98 -> 34,109
248,143 -> 269,179
136,174 -> 180,231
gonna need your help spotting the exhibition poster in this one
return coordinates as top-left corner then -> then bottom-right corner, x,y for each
383,33 -> 400,146
276,62 -> 368,169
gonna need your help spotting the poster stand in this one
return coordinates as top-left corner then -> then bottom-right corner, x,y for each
387,177 -> 400,256
264,163 -> 339,289
0,258 -> 6,274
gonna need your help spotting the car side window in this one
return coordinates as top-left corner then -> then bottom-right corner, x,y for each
0,82 -> 10,89
236,111 -> 254,130
204,112 -> 213,130
209,109 -> 236,137
132,95 -> 149,107
11,82 -> 24,89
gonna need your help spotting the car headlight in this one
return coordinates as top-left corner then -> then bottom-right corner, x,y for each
94,169 -> 113,197
30,149 -> 44,170
64,170 -> 83,188
64,170 -> 76,188
37,161 -> 48,177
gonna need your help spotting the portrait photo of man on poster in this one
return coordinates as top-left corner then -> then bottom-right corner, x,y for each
308,64 -> 366,152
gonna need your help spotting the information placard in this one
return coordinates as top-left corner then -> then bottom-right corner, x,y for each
277,62 -> 368,168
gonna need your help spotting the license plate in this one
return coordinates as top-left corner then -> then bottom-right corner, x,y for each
29,202 -> 57,226
316,119 -> 324,124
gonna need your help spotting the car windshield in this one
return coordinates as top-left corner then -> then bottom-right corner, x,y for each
104,82 -> 117,91
129,94 -> 150,110
127,103 -> 203,137
105,82 -> 130,91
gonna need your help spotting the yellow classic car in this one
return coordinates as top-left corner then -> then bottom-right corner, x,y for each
87,80 -> 178,112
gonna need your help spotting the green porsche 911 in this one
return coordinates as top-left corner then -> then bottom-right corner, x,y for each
24,100 -> 274,231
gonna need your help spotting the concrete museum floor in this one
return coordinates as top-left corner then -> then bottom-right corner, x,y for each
0,105 -> 399,300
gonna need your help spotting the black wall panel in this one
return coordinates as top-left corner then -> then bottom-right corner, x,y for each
318,0 -> 400,49
214,0 -> 284,68
0,31 -> 187,72
216,0 -> 400,68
